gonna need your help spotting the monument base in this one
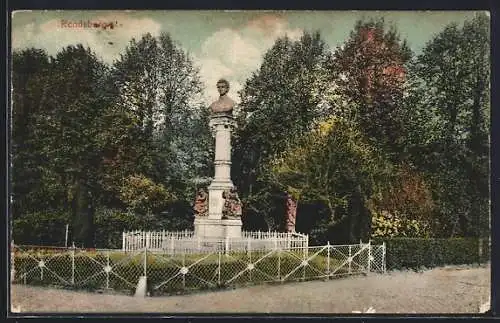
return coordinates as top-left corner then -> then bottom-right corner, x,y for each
222,218 -> 243,238
194,217 -> 242,239
194,218 -> 224,238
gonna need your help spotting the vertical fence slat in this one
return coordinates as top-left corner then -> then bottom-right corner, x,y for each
327,241 -> 330,277
348,245 -> 352,274
367,240 -> 372,273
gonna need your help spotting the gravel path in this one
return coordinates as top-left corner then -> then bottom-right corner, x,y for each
11,264 -> 490,314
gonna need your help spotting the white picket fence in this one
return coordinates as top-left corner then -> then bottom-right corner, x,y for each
122,230 -> 309,254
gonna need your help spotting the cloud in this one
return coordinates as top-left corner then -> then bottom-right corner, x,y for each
245,14 -> 303,41
196,14 -> 303,104
12,13 -> 162,63
12,12 -> 304,105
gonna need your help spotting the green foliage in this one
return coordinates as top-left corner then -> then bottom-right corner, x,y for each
119,174 -> 176,214
266,116 -> 393,243
12,32 -> 209,247
374,237 -> 490,270
234,31 -> 334,230
404,13 -> 490,237
13,210 -> 70,246
93,208 -> 157,249
109,32 -> 210,198
371,211 -> 426,238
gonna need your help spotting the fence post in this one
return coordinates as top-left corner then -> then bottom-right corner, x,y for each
170,236 -> 174,255
145,232 -> 150,249
71,242 -> 75,285
327,241 -> 330,277
247,238 -> 251,257
478,238 -> 483,264
182,252 -> 186,289
10,240 -> 15,283
122,232 -> 125,251
382,242 -> 386,274
218,251 -> 221,286
277,246 -> 281,282
225,237 -> 229,255
143,246 -> 148,278
106,250 -> 110,289
367,240 -> 371,274
348,245 -> 352,274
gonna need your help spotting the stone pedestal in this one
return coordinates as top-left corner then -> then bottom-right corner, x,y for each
194,218 -> 225,238
222,218 -> 243,238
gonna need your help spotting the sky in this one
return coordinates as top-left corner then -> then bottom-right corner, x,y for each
11,10 -> 486,103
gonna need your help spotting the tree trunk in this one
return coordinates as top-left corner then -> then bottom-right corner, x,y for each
71,179 -> 95,248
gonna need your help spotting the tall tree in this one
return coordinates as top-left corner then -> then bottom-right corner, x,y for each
234,31 -> 334,230
407,13 -> 490,237
107,32 -> 209,211
11,49 -> 53,216
33,44 -> 109,246
332,19 -> 412,161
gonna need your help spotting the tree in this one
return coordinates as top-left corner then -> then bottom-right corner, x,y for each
234,31 -> 334,230
107,32 -> 210,207
407,13 -> 490,237
11,49 -> 53,216
332,18 -> 412,161
31,44 -> 109,246
266,117 -> 392,243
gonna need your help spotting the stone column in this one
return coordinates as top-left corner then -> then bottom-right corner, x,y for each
208,114 -> 235,220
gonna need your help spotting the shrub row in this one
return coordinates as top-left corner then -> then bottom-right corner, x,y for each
374,237 -> 490,270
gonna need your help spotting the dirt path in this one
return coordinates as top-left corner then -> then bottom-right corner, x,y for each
11,264 -> 490,314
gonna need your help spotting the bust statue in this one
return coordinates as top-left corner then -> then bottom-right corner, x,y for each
209,79 -> 235,114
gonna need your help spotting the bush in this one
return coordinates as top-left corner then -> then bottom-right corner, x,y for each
12,210 -> 70,246
93,208 -> 157,249
373,237 -> 490,270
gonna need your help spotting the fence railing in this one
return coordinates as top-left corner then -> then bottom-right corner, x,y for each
122,230 -> 309,254
12,241 -> 386,296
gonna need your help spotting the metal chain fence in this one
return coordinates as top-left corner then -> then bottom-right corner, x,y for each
12,241 -> 386,296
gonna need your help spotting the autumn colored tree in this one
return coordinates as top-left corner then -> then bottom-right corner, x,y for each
333,19 -> 412,160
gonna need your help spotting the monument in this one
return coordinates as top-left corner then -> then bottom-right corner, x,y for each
194,79 -> 243,239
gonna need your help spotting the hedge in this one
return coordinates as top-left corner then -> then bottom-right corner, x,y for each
374,237 -> 490,270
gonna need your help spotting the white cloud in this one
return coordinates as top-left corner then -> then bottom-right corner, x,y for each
12,13 -> 162,64
12,12 -> 304,105
196,14 -> 303,105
